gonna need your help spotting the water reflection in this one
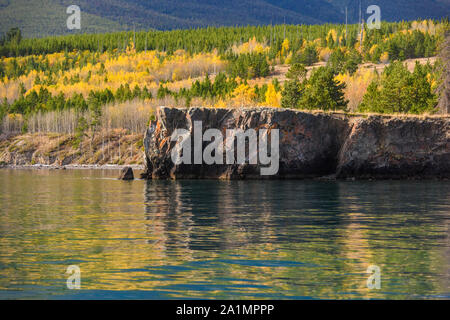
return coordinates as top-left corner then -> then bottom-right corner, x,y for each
0,169 -> 449,299
142,179 -> 450,299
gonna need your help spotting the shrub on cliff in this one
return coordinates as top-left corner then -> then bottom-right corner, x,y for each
295,67 -> 348,111
281,63 -> 307,109
359,61 -> 438,114
281,79 -> 303,109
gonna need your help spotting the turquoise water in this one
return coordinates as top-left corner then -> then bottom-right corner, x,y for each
0,169 -> 449,299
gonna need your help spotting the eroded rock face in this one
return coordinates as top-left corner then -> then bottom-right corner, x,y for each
143,107 -> 450,180
336,117 -> 450,179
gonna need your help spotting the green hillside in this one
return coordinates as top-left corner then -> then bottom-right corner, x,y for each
0,0 -> 125,37
0,0 -> 449,38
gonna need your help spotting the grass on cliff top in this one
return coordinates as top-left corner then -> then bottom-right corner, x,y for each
162,105 -> 450,119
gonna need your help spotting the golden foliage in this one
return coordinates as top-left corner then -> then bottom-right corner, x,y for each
0,49 -> 227,100
264,83 -> 281,107
281,38 -> 290,56
380,52 -> 389,64
327,29 -> 337,43
319,47 -> 333,62
335,68 -> 378,111
232,37 -> 269,55
231,83 -> 256,107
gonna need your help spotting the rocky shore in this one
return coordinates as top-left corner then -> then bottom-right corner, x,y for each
142,107 -> 450,180
0,129 -> 144,167
0,164 -> 144,170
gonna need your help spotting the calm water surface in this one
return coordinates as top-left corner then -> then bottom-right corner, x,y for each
0,169 -> 449,299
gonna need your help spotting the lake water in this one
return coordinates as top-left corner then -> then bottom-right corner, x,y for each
0,169 -> 449,299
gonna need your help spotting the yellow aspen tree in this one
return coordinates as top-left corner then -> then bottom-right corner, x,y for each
265,83 -> 281,108
380,52 -> 389,64
232,83 -> 256,107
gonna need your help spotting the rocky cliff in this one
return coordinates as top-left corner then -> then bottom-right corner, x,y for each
142,107 -> 450,179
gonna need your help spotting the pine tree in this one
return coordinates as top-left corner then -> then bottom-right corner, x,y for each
298,67 -> 348,111
286,63 -> 307,82
359,61 -> 437,114
281,80 -> 303,109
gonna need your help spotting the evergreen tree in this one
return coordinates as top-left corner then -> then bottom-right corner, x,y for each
298,67 -> 348,111
286,63 -> 307,81
359,61 -> 437,114
281,80 -> 303,109
292,45 -> 318,66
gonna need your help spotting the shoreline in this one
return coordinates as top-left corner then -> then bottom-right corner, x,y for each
0,130 -> 145,169
0,164 -> 145,170
1,164 -> 447,181
1,165 -> 446,181
0,162 -> 448,180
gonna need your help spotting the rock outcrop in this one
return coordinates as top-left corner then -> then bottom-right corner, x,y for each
118,166 -> 134,180
142,107 -> 450,180
336,117 -> 450,179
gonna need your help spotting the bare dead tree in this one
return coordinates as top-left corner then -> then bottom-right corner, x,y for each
437,30 -> 450,114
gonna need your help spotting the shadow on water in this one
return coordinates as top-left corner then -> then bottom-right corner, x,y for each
0,169 -> 449,299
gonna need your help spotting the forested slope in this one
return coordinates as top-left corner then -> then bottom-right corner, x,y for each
1,0 -> 449,37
